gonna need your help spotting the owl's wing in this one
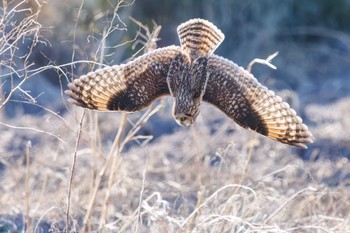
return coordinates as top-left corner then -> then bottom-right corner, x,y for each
203,55 -> 313,148
65,46 -> 182,112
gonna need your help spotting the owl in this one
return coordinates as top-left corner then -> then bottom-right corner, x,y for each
65,18 -> 313,148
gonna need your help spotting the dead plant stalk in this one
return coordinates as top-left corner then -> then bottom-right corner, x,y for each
66,111 -> 86,233
25,141 -> 32,233
99,113 -> 128,230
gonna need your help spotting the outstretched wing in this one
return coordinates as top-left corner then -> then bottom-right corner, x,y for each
203,55 -> 313,148
65,46 -> 182,112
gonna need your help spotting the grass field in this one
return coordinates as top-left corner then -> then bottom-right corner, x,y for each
1,98 -> 350,232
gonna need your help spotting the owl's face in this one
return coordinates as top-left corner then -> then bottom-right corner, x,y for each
173,92 -> 201,126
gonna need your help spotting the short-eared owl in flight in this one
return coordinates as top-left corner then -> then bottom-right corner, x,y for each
66,19 -> 313,148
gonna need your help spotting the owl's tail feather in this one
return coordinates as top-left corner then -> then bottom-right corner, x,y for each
177,18 -> 225,60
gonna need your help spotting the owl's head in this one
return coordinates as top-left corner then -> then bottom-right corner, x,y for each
167,55 -> 208,127
173,97 -> 201,126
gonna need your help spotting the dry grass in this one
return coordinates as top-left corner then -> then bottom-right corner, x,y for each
1,103 -> 350,232
1,1 -> 350,233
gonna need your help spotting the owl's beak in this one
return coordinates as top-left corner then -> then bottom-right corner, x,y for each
175,114 -> 194,127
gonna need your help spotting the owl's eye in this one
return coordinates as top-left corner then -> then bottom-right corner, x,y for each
180,116 -> 188,122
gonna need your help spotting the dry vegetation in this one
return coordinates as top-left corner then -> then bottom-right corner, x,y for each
1,1 -> 350,233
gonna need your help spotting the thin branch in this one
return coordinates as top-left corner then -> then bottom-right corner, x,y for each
0,121 -> 65,144
135,156 -> 148,232
70,0 -> 85,75
25,140 -> 32,233
10,99 -> 72,128
94,0 -> 129,59
99,113 -> 128,230
80,112 -> 128,233
120,102 -> 163,151
66,111 -> 86,233
247,51 -> 279,73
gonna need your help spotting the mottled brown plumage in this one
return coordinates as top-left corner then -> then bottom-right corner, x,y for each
66,18 -> 314,148
204,55 -> 313,148
177,18 -> 225,60
66,46 -> 182,111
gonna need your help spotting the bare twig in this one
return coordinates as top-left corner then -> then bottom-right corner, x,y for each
99,113 -> 128,230
0,0 -> 43,110
247,51 -> 279,73
94,0 -> 130,59
129,17 -> 162,55
66,111 -> 86,233
70,0 -> 85,76
0,121 -> 65,144
80,113 -> 130,233
10,99 -> 71,127
25,140 -> 32,233
120,104 -> 162,150
135,156 -> 148,232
